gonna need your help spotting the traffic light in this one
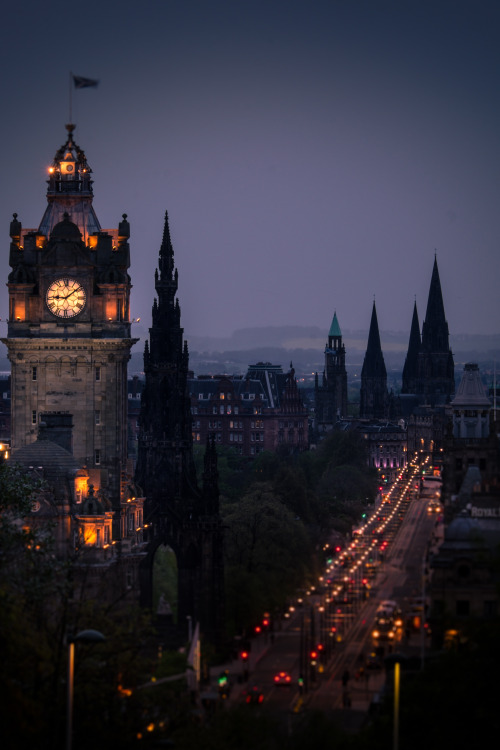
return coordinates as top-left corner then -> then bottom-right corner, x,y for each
310,650 -> 318,665
218,671 -> 228,688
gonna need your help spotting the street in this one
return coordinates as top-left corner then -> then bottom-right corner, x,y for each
213,455 -> 441,730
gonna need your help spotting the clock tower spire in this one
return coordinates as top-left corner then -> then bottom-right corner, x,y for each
4,126 -> 137,515
39,123 -> 101,243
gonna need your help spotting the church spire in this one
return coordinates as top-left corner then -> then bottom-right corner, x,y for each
402,301 -> 421,393
362,302 -> 386,379
414,257 -> 455,399
329,311 -> 342,339
421,256 -> 450,353
360,301 -> 388,419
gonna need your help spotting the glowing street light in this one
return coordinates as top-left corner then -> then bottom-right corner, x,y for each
66,629 -> 106,750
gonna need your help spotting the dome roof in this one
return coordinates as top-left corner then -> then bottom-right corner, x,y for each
445,515 -> 481,542
50,212 -> 82,241
452,363 -> 491,409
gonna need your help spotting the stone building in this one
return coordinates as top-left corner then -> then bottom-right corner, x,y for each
441,362 -> 499,512
189,362 -> 308,457
355,420 -> 407,485
428,363 -> 500,645
314,311 -> 348,433
400,257 -> 455,453
3,124 -> 145,597
428,513 -> 500,647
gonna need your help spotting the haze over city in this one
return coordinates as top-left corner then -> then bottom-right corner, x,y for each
1,0 -> 499,344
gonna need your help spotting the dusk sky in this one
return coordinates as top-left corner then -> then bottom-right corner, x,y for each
1,0 -> 500,344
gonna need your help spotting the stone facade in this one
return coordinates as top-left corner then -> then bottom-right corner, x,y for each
314,312 -> 348,433
189,363 -> 308,457
4,125 -> 145,596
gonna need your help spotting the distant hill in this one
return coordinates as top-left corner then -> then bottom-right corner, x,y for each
129,326 -> 500,381
2,326 -> 499,382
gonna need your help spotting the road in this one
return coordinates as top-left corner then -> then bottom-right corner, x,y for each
217,455 -> 441,729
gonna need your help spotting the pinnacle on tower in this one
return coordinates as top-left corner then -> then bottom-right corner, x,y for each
362,302 -> 386,379
360,301 -> 388,419
413,257 -> 455,399
402,301 -> 421,393
421,256 -> 450,353
329,311 -> 342,339
158,210 -> 175,281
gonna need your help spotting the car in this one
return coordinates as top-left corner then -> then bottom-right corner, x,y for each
377,599 -> 398,614
372,616 -> 397,641
244,685 -> 264,705
273,671 -> 292,686
377,600 -> 403,627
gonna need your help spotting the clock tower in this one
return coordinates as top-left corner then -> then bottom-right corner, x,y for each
3,124 -> 137,509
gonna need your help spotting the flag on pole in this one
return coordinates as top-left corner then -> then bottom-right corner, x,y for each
73,75 -> 99,89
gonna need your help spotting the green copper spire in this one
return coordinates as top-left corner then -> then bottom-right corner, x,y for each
329,311 -> 342,338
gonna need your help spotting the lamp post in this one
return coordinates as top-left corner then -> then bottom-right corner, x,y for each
66,629 -> 106,750
385,653 -> 406,750
393,659 -> 400,750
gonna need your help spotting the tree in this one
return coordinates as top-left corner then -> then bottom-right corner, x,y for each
0,460 -> 165,749
223,484 -> 312,632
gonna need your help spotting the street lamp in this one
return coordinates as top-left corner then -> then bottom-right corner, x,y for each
385,652 -> 407,750
66,629 -> 106,750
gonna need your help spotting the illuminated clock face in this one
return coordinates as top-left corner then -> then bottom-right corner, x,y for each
46,278 -> 86,318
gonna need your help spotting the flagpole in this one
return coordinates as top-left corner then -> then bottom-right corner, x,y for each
69,71 -> 72,123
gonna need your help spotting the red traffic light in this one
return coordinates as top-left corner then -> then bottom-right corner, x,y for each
240,651 -> 249,661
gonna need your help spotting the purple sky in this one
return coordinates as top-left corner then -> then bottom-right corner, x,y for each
1,0 -> 500,343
